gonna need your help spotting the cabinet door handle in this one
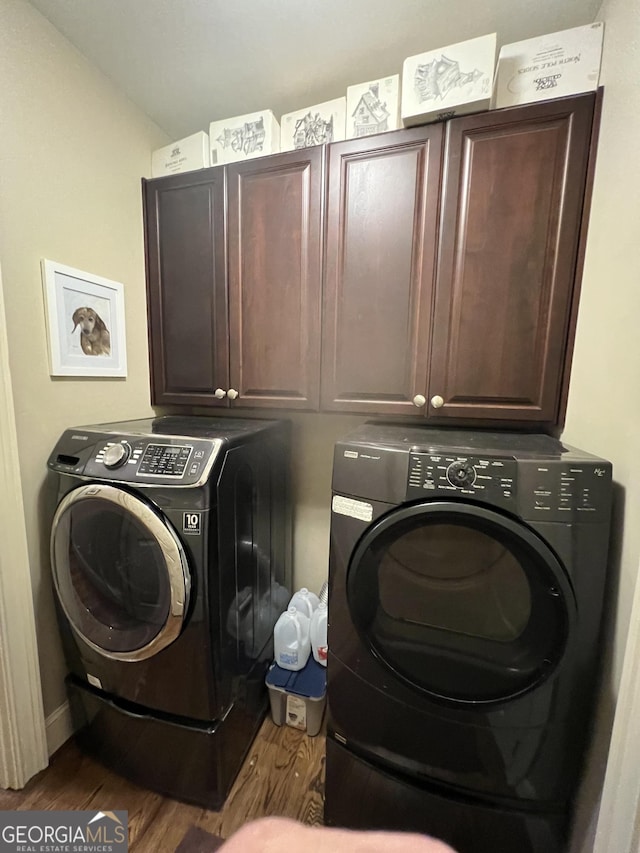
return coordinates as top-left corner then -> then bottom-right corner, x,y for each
214,388 -> 226,399
430,395 -> 444,409
412,395 -> 427,408
227,388 -> 239,400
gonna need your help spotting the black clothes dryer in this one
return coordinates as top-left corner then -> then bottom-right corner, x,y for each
324,423 -> 612,853
48,415 -> 291,808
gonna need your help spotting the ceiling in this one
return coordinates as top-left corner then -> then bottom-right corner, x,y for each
28,0 -> 602,141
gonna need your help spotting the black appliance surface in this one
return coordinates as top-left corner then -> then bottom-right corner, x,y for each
324,422 -> 612,852
48,415 -> 292,808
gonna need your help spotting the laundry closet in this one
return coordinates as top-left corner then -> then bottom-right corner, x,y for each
127,87 -> 610,853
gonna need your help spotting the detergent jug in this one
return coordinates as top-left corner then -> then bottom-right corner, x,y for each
273,606 -> 311,671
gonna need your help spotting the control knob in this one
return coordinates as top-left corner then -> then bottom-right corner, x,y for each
446,461 -> 476,488
103,442 -> 131,469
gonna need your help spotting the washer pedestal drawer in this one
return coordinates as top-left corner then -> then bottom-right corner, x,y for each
66,674 -> 266,809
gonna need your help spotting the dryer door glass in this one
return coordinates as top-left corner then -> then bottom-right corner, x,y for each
348,502 -> 574,703
51,484 -> 189,661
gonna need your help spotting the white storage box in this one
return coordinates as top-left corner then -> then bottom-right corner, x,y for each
280,97 -> 346,152
151,131 -> 210,177
493,23 -> 604,110
346,75 -> 400,139
208,109 -> 280,166
401,33 -> 496,126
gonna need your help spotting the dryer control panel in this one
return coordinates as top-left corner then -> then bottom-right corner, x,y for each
407,452 -> 518,510
406,451 -> 612,521
518,460 -> 612,522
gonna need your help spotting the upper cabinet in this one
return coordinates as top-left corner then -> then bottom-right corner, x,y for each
144,168 -> 228,406
143,92 -> 598,429
226,148 -> 324,409
144,147 -> 324,409
321,126 -> 443,416
428,93 -> 596,426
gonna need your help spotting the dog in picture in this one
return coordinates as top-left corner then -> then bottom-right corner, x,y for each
71,307 -> 111,356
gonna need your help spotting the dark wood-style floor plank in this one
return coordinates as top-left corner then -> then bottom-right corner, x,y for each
130,797 -> 204,853
197,718 -> 326,840
1,715 -> 326,850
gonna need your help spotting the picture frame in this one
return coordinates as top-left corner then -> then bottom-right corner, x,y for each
41,259 -> 127,377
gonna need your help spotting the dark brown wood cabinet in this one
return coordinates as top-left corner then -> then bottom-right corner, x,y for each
144,92 -> 597,429
427,92 -> 596,427
144,168 -> 228,406
321,126 -> 443,416
226,148 -> 324,409
143,147 -> 324,409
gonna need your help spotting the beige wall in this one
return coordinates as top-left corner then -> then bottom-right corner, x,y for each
2,3 -> 640,845
562,1 -> 640,849
0,0 -> 167,717
565,0 -> 640,680
286,413 -> 367,593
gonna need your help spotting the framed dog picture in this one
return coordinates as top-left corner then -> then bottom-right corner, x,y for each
41,259 -> 127,377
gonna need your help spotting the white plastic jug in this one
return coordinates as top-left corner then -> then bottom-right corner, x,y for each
271,580 -> 291,614
273,606 -> 311,671
309,601 -> 328,667
288,587 -> 320,620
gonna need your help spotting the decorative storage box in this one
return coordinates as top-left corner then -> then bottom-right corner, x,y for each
346,75 -> 400,139
151,131 -> 210,177
208,109 -> 280,166
280,97 -> 346,152
401,33 -> 496,126
266,658 -> 327,736
493,22 -> 604,110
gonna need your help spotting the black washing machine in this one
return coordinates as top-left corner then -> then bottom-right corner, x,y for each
48,415 -> 291,808
324,423 -> 612,853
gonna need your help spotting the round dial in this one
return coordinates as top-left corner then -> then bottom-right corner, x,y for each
446,461 -> 476,488
103,442 -> 131,469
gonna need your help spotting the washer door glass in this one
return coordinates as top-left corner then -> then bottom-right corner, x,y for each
348,501 -> 574,703
51,484 -> 190,661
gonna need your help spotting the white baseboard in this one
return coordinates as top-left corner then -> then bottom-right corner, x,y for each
45,701 -> 74,756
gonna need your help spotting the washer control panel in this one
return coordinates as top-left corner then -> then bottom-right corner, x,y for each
49,431 -> 222,486
407,453 -> 517,508
137,443 -> 192,477
89,439 -> 196,479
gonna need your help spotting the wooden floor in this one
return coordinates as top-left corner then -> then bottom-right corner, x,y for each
0,716 -> 326,851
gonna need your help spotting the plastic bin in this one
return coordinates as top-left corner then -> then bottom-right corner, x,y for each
266,657 -> 327,736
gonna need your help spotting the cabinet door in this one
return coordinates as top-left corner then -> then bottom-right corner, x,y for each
227,148 -> 324,409
428,93 -> 595,426
144,169 -> 229,406
321,126 -> 443,415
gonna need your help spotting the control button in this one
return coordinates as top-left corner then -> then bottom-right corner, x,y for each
103,442 -> 131,469
446,461 -> 477,489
